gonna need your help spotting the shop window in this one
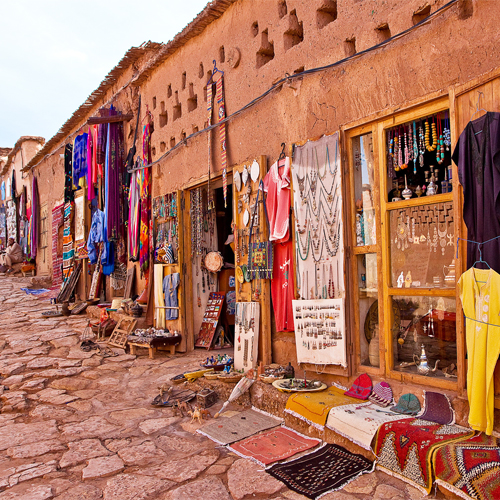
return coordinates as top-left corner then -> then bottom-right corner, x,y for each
385,111 -> 452,203
392,295 -> 457,380
352,133 -> 376,247
389,202 -> 455,289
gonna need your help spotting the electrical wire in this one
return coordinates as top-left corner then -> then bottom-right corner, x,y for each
128,0 -> 459,173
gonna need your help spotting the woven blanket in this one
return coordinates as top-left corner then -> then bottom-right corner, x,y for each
374,418 -> 474,494
267,443 -> 374,499
229,426 -> 321,466
62,202 -> 75,283
197,409 -> 281,446
51,204 -> 64,288
434,433 -> 500,500
326,402 -> 411,451
285,386 -> 358,430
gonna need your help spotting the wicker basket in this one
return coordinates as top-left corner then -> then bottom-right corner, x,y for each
259,374 -> 284,384
204,372 -> 220,380
217,373 -> 243,383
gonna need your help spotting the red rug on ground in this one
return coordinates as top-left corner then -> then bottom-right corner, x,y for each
374,418 -> 474,494
434,433 -> 500,500
229,426 -> 320,466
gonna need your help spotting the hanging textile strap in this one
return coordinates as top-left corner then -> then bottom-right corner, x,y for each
207,82 -> 213,207
216,77 -> 228,207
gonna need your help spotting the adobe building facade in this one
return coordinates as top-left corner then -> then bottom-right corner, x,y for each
11,0 -> 500,431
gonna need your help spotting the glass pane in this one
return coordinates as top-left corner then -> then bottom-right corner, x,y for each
392,295 -> 457,380
358,253 -> 379,367
352,133 -> 376,246
385,111 -> 453,202
389,201 -> 456,288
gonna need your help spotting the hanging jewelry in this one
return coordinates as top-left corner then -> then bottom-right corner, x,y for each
437,116 -> 445,164
412,121 -> 418,173
443,115 -> 451,151
393,134 -> 400,171
438,222 -> 447,256
425,118 -> 438,152
388,130 -> 395,178
403,127 -> 409,169
328,264 -> 335,298
418,123 -> 425,168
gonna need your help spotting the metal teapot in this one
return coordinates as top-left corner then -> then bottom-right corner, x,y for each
413,344 -> 440,376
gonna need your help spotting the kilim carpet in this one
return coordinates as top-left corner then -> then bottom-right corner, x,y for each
374,418 -> 474,494
326,402 -> 412,450
51,203 -> 64,288
434,433 -> 500,500
266,443 -> 374,499
228,426 -> 321,466
197,409 -> 281,446
285,386 -> 358,430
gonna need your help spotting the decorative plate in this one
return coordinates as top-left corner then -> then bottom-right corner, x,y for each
251,160 -> 260,182
234,170 -> 242,192
272,379 -> 327,393
242,265 -> 251,282
242,165 -> 249,186
236,266 -> 244,284
243,209 -> 250,226
205,251 -> 224,273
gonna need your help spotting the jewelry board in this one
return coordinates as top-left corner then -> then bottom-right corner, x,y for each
234,301 -> 260,371
195,291 -> 226,349
291,133 -> 344,303
232,156 -> 273,365
292,299 -> 346,367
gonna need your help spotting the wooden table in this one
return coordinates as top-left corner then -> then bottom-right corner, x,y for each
128,335 -> 182,359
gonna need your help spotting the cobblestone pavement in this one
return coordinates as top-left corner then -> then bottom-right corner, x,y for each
0,276 -> 454,499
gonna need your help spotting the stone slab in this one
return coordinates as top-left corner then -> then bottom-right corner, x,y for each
165,477 -> 231,500
103,473 -> 173,500
82,455 -> 124,480
0,420 -> 58,450
60,438 -> 111,468
7,439 -> 66,459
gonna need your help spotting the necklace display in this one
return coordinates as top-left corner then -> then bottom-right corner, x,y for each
292,133 -> 345,315
153,193 -> 179,264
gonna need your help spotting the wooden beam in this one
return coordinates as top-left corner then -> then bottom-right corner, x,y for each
87,114 -> 134,125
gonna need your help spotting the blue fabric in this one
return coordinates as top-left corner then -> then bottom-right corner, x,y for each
21,288 -> 49,295
163,273 -> 180,320
73,133 -> 88,186
1,182 -> 5,201
102,241 -> 114,275
87,209 -> 106,264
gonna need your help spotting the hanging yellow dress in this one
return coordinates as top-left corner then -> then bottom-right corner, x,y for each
458,267 -> 500,435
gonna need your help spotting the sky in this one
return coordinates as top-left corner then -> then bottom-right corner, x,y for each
0,0 -> 210,147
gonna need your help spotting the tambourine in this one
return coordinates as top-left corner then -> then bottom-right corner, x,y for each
205,251 -> 224,273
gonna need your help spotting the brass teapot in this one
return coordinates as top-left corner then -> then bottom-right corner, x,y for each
413,344 -> 440,376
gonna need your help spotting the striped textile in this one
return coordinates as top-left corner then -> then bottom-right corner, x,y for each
62,202 -> 75,283
216,77 -> 228,207
51,204 -> 64,287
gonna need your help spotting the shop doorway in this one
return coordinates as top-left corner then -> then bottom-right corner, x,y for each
190,178 -> 235,351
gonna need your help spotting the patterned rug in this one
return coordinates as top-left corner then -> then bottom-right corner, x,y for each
197,409 -> 281,445
374,418 -> 474,494
326,402 -> 412,450
266,443 -> 374,499
285,386 -> 358,430
51,203 -> 64,288
229,426 -> 321,466
434,433 -> 500,500
62,202 -> 75,283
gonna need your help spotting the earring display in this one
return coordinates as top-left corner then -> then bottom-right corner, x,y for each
234,301 -> 260,371
292,298 -> 346,367
195,292 -> 226,349
390,201 -> 455,288
291,133 -> 345,304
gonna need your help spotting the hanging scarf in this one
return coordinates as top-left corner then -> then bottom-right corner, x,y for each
216,77 -> 228,207
105,119 -> 121,241
139,123 -> 151,276
128,167 -> 140,261
11,169 -> 16,200
30,176 -> 38,259
64,144 -> 74,203
73,133 -> 88,188
87,127 -> 95,201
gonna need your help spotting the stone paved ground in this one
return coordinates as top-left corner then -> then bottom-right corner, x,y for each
0,276 -> 455,499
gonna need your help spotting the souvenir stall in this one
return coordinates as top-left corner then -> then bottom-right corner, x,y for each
150,191 -> 185,353
190,180 -> 235,351
290,133 -> 347,374
232,157 -> 272,368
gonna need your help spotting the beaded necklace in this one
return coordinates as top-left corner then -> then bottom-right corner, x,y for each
436,117 -> 445,164
443,114 -> 451,151
394,134 -> 400,171
403,127 -> 409,169
388,130 -> 395,178
418,123 -> 425,167
412,121 -> 418,172
425,118 -> 438,152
